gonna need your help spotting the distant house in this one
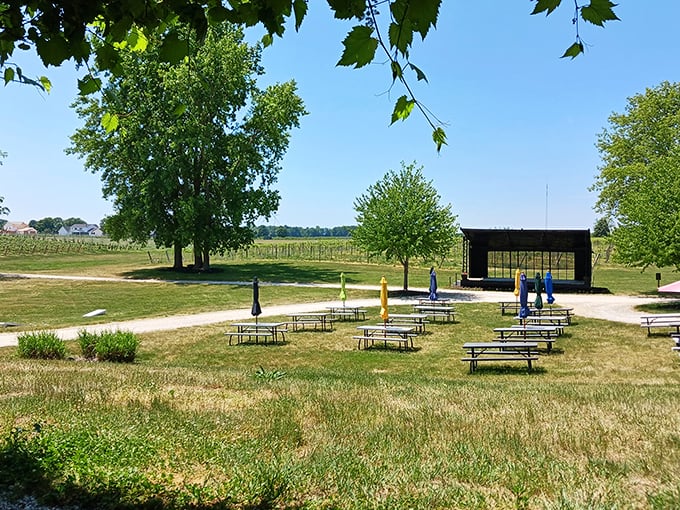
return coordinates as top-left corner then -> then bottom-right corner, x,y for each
59,224 -> 104,237
17,226 -> 38,235
2,221 -> 29,234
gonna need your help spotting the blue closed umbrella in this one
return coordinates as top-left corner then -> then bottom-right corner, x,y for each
429,267 -> 438,301
519,272 -> 530,319
545,271 -> 555,305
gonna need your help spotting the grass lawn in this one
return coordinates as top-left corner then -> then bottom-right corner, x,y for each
1,299 -> 679,509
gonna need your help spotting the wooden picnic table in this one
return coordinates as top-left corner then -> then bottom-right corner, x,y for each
287,312 -> 335,332
327,306 -> 367,321
386,313 -> 428,333
412,304 -> 456,322
353,325 -> 416,350
493,325 -> 560,352
640,314 -> 680,335
531,307 -> 574,324
461,341 -> 539,372
226,322 -> 288,345
514,315 -> 570,327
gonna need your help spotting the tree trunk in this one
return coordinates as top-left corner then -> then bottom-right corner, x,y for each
193,241 -> 203,269
402,257 -> 409,290
202,248 -> 211,272
172,243 -> 183,270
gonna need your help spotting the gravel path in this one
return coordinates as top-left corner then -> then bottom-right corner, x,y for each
0,273 -> 661,348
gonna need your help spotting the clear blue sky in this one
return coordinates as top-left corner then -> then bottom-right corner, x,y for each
1,2 -> 679,229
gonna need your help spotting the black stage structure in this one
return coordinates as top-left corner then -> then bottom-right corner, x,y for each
460,228 -> 592,291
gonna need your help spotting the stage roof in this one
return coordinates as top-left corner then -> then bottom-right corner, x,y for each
460,229 -> 592,252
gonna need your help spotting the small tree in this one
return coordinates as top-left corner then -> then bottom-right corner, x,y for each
352,162 -> 458,290
593,217 -> 611,237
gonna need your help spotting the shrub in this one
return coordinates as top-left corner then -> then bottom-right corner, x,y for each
16,331 -> 66,360
77,329 -> 98,360
92,330 -> 139,363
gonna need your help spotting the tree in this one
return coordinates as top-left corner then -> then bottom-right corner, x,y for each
352,161 -> 458,290
29,217 -> 65,234
67,23 -> 305,271
591,81 -> 680,269
0,150 -> 9,217
593,217 -> 611,238
0,1 -> 618,152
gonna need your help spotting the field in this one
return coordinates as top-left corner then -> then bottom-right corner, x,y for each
0,237 -> 679,509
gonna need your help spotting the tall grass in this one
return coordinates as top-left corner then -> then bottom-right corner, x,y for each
0,303 -> 678,509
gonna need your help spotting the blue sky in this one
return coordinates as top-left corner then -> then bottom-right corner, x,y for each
1,2 -> 679,230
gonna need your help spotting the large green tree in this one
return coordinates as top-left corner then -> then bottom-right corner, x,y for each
0,1 -> 618,151
352,161 -> 458,290
591,81 -> 680,269
67,23 -> 306,271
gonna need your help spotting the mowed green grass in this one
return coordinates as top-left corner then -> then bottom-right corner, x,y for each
0,249 -> 679,508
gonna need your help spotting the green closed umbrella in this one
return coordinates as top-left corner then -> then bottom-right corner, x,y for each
339,272 -> 347,306
534,272 -> 543,310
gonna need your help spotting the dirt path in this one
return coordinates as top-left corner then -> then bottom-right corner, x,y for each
0,273 -> 662,348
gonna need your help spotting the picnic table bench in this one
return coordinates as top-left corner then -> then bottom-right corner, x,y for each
226,322 -> 288,345
513,315 -> 570,327
385,313 -> 428,333
531,307 -> 574,324
499,301 -> 525,315
640,314 -> 680,335
353,325 -> 416,350
287,312 -> 335,332
462,341 -> 539,373
327,306 -> 367,321
412,304 -> 456,322
493,326 -> 560,352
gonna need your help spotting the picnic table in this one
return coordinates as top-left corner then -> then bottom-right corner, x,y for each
461,341 -> 539,372
493,325 -> 560,352
417,298 -> 453,306
412,304 -> 456,322
226,322 -> 287,345
498,301 -> 526,315
287,312 -> 335,332
353,325 -> 416,350
514,315 -> 570,327
640,314 -> 680,335
327,306 -> 367,321
531,307 -> 574,324
385,313 -> 428,333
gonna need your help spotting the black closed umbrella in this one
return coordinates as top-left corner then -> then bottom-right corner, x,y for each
251,277 -> 262,323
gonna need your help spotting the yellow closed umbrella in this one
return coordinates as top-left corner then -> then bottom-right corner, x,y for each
339,272 -> 347,306
513,268 -> 521,298
380,276 -> 389,324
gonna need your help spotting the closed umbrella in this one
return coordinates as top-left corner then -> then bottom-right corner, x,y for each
380,276 -> 389,326
534,272 -> 543,311
339,272 -> 347,306
429,267 -> 438,301
519,272 -> 530,320
545,271 -> 555,305
251,276 -> 262,324
513,268 -> 520,298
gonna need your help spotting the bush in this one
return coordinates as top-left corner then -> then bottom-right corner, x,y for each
77,329 -> 98,360
17,331 -> 66,360
77,330 -> 139,362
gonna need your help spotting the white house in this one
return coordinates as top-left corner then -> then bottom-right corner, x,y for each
59,224 -> 104,237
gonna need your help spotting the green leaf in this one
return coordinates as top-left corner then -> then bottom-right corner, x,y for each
3,67 -> 14,85
390,95 -> 415,125
530,0 -> 562,16
207,5 -> 230,23
389,21 -> 413,54
337,26 -> 378,69
327,0 -> 367,20
391,0 -> 442,40
432,127 -> 447,152
35,35 -> 71,66
126,27 -> 148,52
39,76 -> 51,93
409,63 -> 428,82
77,75 -> 101,95
293,0 -> 308,31
173,104 -> 187,117
561,41 -> 584,59
261,33 -> 273,47
581,0 -> 620,27
159,32 -> 188,65
391,61 -> 403,81
101,112 -> 119,133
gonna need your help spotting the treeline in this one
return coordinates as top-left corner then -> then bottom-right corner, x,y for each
255,225 -> 355,239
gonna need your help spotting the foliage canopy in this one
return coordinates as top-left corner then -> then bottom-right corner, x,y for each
592,81 -> 680,269
352,161 -> 458,290
0,1 -> 619,151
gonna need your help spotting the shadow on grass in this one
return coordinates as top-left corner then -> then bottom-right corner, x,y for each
122,261 -> 362,286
